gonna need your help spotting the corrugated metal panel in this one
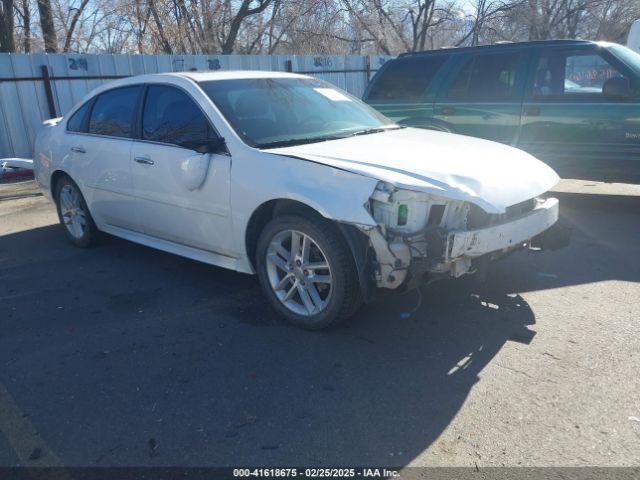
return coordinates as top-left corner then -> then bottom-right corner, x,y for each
0,53 -> 396,158
0,54 -> 32,158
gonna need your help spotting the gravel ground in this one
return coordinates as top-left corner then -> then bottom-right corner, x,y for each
0,179 -> 639,467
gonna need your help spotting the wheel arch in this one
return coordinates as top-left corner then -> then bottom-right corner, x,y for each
245,199 -> 326,271
50,169 -> 71,200
244,198 -> 375,301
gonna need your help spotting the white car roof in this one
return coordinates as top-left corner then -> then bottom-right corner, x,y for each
170,70 -> 311,82
71,70 -> 314,114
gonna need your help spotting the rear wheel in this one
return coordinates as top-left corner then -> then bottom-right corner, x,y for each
255,214 -> 360,330
54,175 -> 97,248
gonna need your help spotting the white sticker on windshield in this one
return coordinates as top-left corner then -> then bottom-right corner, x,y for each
314,88 -> 351,102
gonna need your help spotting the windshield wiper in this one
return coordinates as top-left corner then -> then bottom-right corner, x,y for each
258,135 -> 346,149
259,125 -> 406,149
348,125 -> 406,137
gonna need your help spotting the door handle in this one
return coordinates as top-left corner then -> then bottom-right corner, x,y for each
439,107 -> 457,115
71,146 -> 86,154
523,106 -> 540,117
134,156 -> 154,165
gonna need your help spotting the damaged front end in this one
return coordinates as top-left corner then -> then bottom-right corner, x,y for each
357,182 -> 569,291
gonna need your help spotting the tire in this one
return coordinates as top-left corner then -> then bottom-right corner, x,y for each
255,214 -> 361,330
54,175 -> 97,248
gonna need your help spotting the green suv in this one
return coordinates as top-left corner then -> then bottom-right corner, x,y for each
363,40 -> 640,181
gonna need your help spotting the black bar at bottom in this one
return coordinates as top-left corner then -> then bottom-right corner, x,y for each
0,467 -> 638,480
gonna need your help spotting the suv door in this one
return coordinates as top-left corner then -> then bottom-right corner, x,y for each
433,50 -> 529,144
518,45 -> 639,180
131,83 -> 233,255
68,85 -> 143,232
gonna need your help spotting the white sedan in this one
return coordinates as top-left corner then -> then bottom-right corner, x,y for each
34,71 -> 566,329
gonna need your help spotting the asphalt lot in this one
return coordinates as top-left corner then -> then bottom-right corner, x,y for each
0,178 -> 639,467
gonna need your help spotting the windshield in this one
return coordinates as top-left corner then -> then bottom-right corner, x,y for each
609,45 -> 640,76
200,77 -> 396,148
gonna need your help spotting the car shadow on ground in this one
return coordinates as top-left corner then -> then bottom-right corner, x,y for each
0,223 -> 536,467
0,192 -> 638,466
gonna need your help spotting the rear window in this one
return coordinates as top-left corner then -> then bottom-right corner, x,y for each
366,55 -> 447,102
88,86 -> 141,138
446,52 -> 522,101
67,100 -> 91,133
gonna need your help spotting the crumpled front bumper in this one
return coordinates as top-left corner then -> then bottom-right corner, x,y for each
446,197 -> 560,261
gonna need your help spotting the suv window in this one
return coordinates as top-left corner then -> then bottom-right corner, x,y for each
531,50 -> 628,99
367,56 -> 447,102
446,52 -> 522,101
88,86 -> 141,138
142,85 -> 216,148
67,100 -> 92,133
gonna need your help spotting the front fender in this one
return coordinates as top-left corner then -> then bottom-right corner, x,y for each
230,151 -> 379,273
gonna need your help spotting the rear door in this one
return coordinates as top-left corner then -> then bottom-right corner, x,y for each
363,54 -> 449,127
130,83 -> 233,255
69,85 -> 143,232
433,49 -> 529,145
517,45 -> 640,179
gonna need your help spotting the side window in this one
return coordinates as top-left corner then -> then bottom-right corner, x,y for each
88,86 -> 141,138
142,85 -> 216,148
67,100 -> 91,132
531,51 -> 627,100
446,52 -> 522,101
366,56 -> 448,102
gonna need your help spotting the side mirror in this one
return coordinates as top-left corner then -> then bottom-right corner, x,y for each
188,138 -> 226,154
603,77 -> 633,99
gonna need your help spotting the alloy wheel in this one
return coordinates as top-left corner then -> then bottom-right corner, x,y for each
265,229 -> 333,316
59,184 -> 88,240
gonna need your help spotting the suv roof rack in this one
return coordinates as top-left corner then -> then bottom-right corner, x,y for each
398,39 -> 595,57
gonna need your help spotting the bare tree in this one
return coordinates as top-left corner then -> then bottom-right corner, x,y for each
62,0 -> 91,51
15,0 -> 32,52
37,0 -> 58,51
133,0 -> 150,53
454,0 -> 525,46
0,0 -> 16,51
582,0 -> 640,42
341,0 -> 460,54
221,0 -> 274,53
524,0 -> 602,40
148,0 -> 174,52
3,0 -> 639,54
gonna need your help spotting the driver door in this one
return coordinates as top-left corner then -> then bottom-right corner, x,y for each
131,84 -> 233,256
517,45 -> 640,178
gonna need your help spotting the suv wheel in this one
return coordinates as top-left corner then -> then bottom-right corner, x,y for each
256,214 -> 360,329
54,175 -> 97,248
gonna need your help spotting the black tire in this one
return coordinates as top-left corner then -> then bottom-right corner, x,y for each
54,175 -> 97,248
255,214 -> 361,330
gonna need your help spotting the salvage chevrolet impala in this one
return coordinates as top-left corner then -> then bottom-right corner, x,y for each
34,71 -> 567,329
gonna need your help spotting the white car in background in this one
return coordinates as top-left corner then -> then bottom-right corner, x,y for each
34,71 -> 567,329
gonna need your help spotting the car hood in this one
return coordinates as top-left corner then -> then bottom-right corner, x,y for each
269,127 -> 559,214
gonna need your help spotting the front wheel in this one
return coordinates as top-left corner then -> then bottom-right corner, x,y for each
255,214 -> 361,330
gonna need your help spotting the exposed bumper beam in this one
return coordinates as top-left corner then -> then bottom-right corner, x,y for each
447,198 -> 559,260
